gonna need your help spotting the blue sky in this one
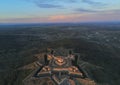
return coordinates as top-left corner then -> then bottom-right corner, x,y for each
0,0 -> 120,23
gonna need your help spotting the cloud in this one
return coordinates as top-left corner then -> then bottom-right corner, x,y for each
25,0 -> 106,9
74,8 -> 120,15
75,8 -> 98,13
1,9 -> 120,23
36,3 -> 63,8
33,0 -> 77,3
26,0 -> 77,8
81,0 -> 106,6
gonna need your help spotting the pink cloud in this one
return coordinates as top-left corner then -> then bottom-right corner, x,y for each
0,10 -> 120,23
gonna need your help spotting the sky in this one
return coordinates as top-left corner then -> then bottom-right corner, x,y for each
0,0 -> 120,23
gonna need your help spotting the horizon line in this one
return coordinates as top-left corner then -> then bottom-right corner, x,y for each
0,21 -> 120,25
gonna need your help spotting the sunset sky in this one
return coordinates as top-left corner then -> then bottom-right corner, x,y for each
0,0 -> 120,23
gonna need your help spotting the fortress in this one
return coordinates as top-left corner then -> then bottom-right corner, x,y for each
31,50 -> 88,85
